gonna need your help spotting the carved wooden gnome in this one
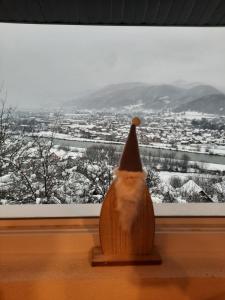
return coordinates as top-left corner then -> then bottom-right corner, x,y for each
92,117 -> 161,266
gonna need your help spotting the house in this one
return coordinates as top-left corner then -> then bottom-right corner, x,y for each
179,180 -> 213,202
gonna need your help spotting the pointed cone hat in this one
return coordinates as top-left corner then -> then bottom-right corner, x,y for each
118,117 -> 143,172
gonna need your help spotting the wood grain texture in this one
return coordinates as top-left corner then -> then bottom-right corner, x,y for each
99,182 -> 155,256
1,217 -> 225,231
92,246 -> 161,266
0,217 -> 225,300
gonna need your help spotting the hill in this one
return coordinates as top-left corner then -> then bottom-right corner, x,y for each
175,94 -> 225,115
64,82 -> 224,114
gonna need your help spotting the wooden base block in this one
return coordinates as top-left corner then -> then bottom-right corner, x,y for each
91,246 -> 162,266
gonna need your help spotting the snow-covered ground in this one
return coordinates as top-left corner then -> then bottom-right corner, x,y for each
174,111 -> 217,120
201,162 -> 225,171
159,163 -> 225,185
29,132 -> 124,145
159,171 -> 196,184
146,142 -> 225,156
30,131 -> 225,157
1,135 -> 225,205
51,145 -> 85,159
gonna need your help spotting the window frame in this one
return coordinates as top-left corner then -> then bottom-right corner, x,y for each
1,203 -> 225,218
1,24 -> 225,219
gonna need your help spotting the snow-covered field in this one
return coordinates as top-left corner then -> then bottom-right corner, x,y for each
175,111 -> 217,120
29,131 -> 225,158
200,162 -> 225,171
51,145 -> 85,159
160,171 -> 198,184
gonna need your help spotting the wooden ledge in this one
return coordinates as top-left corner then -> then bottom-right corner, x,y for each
0,217 -> 225,300
1,217 -> 225,232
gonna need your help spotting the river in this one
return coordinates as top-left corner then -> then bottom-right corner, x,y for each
53,138 -> 225,165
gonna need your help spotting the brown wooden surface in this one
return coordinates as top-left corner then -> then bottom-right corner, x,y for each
99,183 -> 155,255
92,246 -> 161,266
0,217 -> 225,300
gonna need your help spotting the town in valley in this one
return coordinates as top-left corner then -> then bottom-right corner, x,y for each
1,103 -> 225,205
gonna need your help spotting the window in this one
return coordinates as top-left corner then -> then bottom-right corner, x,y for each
0,24 -> 225,217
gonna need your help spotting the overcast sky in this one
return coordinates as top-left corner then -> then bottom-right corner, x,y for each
0,24 -> 225,109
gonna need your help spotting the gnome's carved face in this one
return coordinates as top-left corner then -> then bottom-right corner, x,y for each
114,169 -> 147,232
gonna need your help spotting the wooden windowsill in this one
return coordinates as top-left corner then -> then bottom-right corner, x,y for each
0,217 -> 225,300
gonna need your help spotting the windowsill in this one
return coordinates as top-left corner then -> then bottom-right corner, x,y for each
1,203 -> 225,218
0,217 -> 225,300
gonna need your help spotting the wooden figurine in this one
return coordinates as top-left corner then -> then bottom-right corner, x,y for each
92,117 -> 161,266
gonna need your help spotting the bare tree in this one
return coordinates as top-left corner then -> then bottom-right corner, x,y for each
0,108 -> 74,204
180,153 -> 190,173
169,176 -> 183,189
0,88 -> 23,177
74,145 -> 117,203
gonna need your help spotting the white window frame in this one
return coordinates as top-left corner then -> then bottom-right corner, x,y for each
0,203 -> 225,218
1,24 -> 225,219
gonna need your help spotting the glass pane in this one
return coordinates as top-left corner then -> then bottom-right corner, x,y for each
0,24 -> 225,210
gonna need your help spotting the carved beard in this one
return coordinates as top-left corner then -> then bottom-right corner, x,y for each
114,169 -> 146,232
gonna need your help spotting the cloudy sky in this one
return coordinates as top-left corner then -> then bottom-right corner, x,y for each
0,23 -> 225,109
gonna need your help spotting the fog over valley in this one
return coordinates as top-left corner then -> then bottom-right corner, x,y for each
0,24 -> 225,109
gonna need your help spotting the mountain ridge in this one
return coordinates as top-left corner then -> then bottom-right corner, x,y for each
64,82 -> 225,115
175,94 -> 225,115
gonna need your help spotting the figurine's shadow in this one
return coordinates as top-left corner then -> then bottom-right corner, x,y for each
129,234 -> 225,300
128,234 -> 190,300
129,261 -> 189,300
204,292 -> 225,300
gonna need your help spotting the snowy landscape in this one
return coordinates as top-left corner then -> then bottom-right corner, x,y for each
1,24 -> 225,205
1,95 -> 225,205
